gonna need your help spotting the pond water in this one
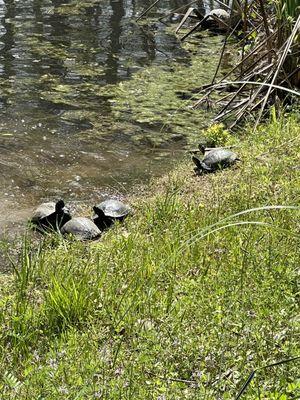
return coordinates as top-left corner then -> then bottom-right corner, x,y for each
0,0 -> 223,237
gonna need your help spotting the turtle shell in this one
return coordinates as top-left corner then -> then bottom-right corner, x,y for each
209,9 -> 230,21
205,8 -> 230,31
32,202 -> 57,222
95,199 -> 131,219
203,149 -> 238,170
31,200 -> 71,231
61,217 -> 101,241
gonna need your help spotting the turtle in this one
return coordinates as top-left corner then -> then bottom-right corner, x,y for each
31,199 -> 71,232
93,199 -> 131,230
192,146 -> 240,174
201,8 -> 231,31
179,7 -> 231,41
61,217 -> 101,241
209,8 -> 230,21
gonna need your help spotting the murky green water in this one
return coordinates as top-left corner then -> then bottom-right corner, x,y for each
0,0 -> 223,236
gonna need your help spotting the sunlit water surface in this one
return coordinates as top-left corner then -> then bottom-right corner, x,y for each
0,0 -> 221,238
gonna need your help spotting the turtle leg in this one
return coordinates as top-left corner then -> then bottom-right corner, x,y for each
201,163 -> 213,173
192,156 -> 212,174
192,156 -> 202,169
39,214 -> 58,232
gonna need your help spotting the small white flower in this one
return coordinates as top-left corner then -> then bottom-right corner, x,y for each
47,358 -> 58,369
33,350 -> 40,361
58,386 -> 69,395
94,390 -> 102,398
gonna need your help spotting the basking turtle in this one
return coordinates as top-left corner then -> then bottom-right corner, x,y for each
200,9 -> 231,31
180,7 -> 231,41
31,199 -> 71,231
209,8 -> 230,21
61,217 -> 101,241
93,199 -> 131,230
192,147 -> 239,174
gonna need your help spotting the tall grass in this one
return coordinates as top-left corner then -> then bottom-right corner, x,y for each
275,0 -> 300,86
277,0 -> 300,20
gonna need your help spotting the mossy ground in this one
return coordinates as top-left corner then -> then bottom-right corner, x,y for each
0,114 -> 299,399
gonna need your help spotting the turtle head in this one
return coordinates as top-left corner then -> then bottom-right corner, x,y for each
198,144 -> 206,154
93,206 -> 106,219
93,206 -> 113,231
55,199 -> 71,227
55,199 -> 65,212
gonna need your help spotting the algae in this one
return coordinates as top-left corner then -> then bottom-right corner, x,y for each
55,0 -> 101,16
101,35 -> 227,145
0,1 -> 228,149
36,33 -> 230,147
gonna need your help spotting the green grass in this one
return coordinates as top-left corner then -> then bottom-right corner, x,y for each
277,0 -> 299,20
0,114 -> 299,399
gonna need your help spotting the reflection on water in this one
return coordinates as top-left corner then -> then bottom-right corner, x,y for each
0,0 -> 220,236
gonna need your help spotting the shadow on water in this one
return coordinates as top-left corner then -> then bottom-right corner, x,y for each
0,0 -> 222,239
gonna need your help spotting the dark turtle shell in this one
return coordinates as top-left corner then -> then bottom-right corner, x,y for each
93,199 -> 131,231
94,199 -> 131,219
193,148 -> 239,173
61,217 -> 101,241
31,199 -> 71,231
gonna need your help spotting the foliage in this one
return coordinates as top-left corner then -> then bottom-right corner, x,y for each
200,123 -> 233,146
176,1 -> 300,127
276,0 -> 300,21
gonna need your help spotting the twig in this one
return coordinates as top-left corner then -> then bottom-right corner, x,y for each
211,0 -> 232,11
175,7 -> 201,35
146,371 -> 197,385
215,28 -> 279,85
235,356 -> 300,400
158,0 -> 199,22
180,19 -> 204,41
136,0 -> 161,22
216,83 -> 248,116
211,18 -> 243,85
257,0 -> 272,62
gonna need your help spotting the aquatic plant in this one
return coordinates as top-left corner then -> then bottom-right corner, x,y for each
141,0 -> 300,126
192,0 -> 300,126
